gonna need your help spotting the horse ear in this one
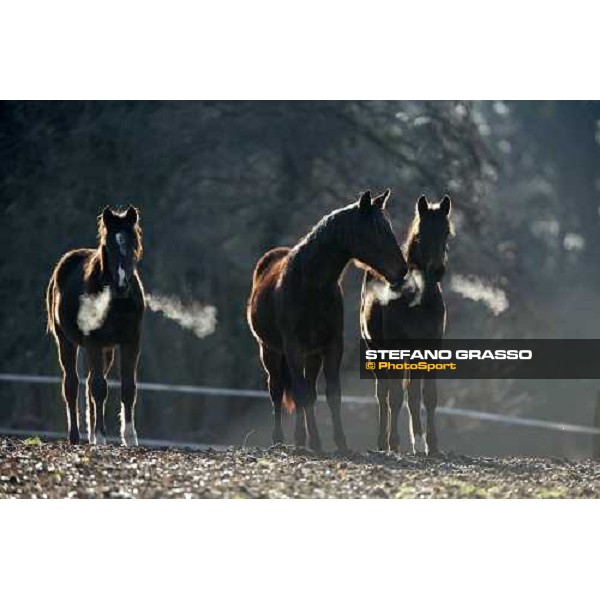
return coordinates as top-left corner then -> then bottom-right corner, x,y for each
440,195 -> 451,216
373,189 -> 391,210
125,205 -> 139,225
359,190 -> 372,212
417,195 -> 428,216
102,207 -> 116,228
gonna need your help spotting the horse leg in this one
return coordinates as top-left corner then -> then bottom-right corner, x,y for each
82,348 -> 112,443
85,364 -> 96,445
294,407 -> 308,448
323,340 -> 348,452
104,348 -> 115,376
389,381 -> 404,452
423,373 -> 439,455
100,348 -> 115,442
120,341 -> 140,447
259,345 -> 285,445
86,347 -> 108,445
375,377 -> 390,451
406,373 -> 427,455
304,353 -> 323,453
282,338 -> 310,449
55,330 -> 80,444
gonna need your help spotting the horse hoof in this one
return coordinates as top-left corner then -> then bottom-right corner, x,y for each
413,434 -> 428,456
309,443 -> 324,455
377,442 -> 395,452
293,446 -> 315,457
332,448 -> 356,459
335,448 -> 352,457
68,432 -> 80,445
270,442 -> 293,453
121,423 -> 138,447
376,442 -> 398,454
95,432 -> 107,445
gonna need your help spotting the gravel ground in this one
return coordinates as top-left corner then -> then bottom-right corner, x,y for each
1,436 -> 599,498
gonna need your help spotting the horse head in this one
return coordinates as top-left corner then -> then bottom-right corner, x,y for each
350,189 -> 408,288
99,206 -> 143,297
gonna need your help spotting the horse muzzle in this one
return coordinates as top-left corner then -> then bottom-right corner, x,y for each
389,275 -> 408,294
389,265 -> 409,291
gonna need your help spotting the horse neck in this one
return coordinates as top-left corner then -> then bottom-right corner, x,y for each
291,222 -> 349,288
406,238 -> 442,300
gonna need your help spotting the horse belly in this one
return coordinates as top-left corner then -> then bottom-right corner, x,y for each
297,325 -> 336,352
295,299 -> 340,351
89,301 -> 143,345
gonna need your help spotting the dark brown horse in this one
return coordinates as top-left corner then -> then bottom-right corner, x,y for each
361,195 -> 452,455
247,190 -> 408,452
46,206 -> 145,445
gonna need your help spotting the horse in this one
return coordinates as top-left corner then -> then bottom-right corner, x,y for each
247,190 -> 408,452
360,194 -> 452,455
46,206 -> 145,446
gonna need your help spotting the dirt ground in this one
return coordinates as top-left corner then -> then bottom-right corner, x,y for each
1,436 -> 599,498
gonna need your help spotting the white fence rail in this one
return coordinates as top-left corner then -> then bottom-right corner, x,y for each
2,372 -> 600,437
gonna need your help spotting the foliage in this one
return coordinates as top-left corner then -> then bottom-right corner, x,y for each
1,101 -> 598,443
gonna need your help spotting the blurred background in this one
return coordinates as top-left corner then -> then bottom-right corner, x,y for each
1,100 -> 599,456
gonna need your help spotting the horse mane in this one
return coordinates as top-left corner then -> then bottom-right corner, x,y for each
403,213 -> 421,258
294,206 -> 346,249
83,249 -> 103,281
288,204 -> 355,279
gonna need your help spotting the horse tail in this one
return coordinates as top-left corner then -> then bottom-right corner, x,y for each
45,276 -> 56,335
359,270 -> 371,339
280,355 -> 295,413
